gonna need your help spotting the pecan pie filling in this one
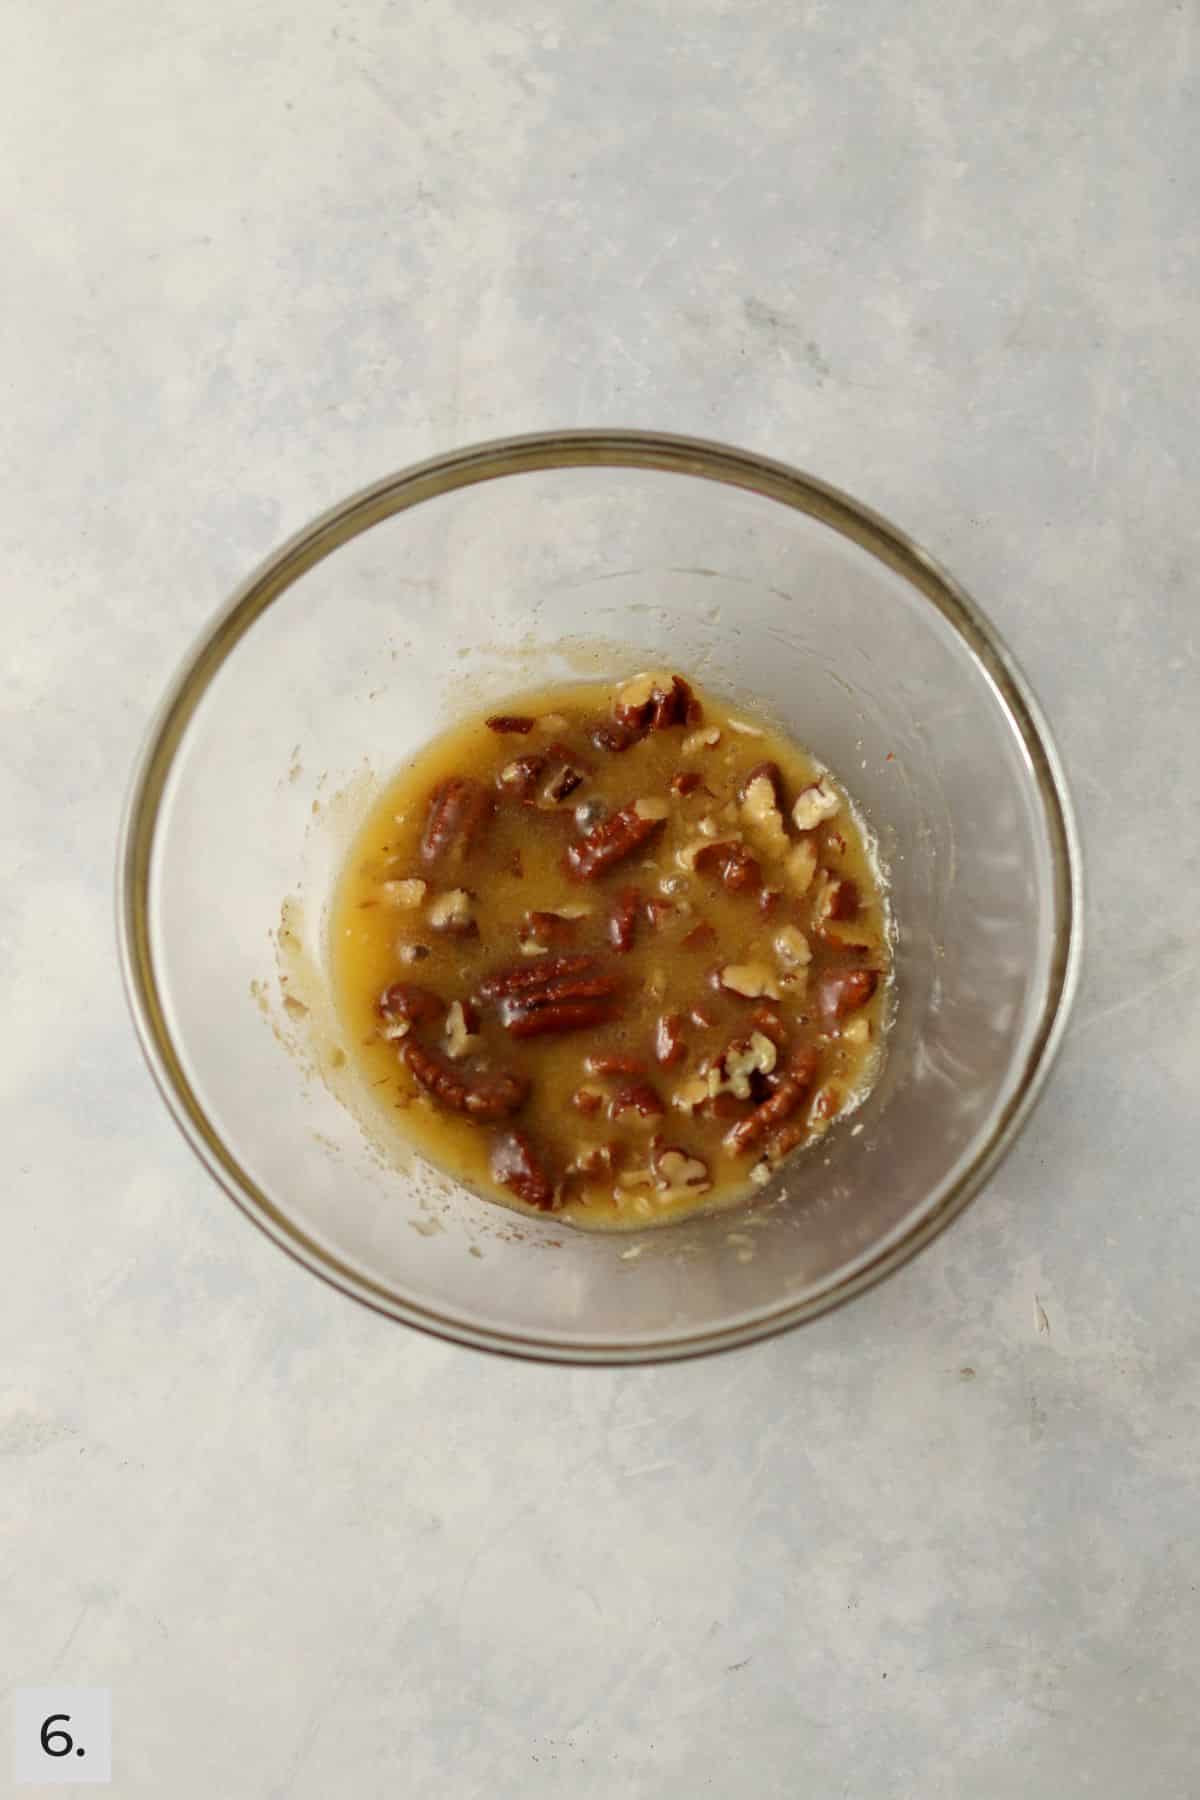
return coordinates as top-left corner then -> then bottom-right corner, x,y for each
331,673 -> 892,1228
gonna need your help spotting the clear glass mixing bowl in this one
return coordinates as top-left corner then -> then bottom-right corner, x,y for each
117,432 -> 1081,1362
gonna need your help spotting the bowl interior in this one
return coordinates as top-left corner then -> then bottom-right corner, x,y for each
125,438 -> 1077,1359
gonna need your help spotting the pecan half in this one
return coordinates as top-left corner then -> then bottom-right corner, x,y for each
816,968 -> 879,1029
565,802 -> 666,881
491,1130 -> 557,1209
479,954 -> 620,1038
692,840 -> 762,893
608,885 -> 642,953
377,982 -> 445,1027
655,1013 -> 687,1067
609,1080 -> 665,1120
403,1040 -> 528,1120
486,714 -> 536,734
725,1046 -> 819,1154
420,777 -> 493,865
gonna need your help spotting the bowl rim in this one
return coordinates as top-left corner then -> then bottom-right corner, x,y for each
116,428 -> 1083,1364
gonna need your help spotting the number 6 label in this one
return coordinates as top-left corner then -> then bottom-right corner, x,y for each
13,1690 -> 111,1785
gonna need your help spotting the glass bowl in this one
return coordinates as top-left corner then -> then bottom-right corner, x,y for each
117,431 -> 1081,1363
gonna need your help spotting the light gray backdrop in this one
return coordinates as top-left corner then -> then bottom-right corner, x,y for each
2,2 -> 1197,1794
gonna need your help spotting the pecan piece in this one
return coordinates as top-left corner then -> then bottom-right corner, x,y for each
403,1040 -> 528,1120
609,1080 -> 665,1120
420,777 -> 492,865
725,1046 -> 819,1154
739,760 -> 787,807
693,840 -> 762,893
613,671 -> 699,731
681,921 -> 718,953
491,1129 -> 557,1209
496,753 -> 548,803
758,886 -> 783,919
655,1013 -> 687,1067
816,968 -> 879,1029
608,885 -> 642,953
644,897 -> 676,931
749,1004 -> 788,1047
427,887 -> 477,936
540,743 -> 589,806
652,1145 -> 712,1197
670,769 -> 704,798
377,982 -> 445,1027
521,909 -> 581,949
565,802 -> 666,881
572,1085 -> 604,1116
814,874 -> 861,924
589,718 -> 644,753
486,714 -> 536,734
791,780 -> 840,832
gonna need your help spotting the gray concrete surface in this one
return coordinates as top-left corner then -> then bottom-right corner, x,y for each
2,2 -> 1198,1794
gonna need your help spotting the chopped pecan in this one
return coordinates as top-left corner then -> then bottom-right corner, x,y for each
613,671 -> 700,732
609,1080 -> 665,1120
540,743 -> 589,806
708,1029 -> 778,1100
403,1040 -> 528,1120
758,886 -> 783,919
491,1130 -> 557,1209
521,909 -> 581,949
589,718 -> 644,753
380,877 -> 427,908
608,886 -> 642,953
816,968 -> 879,1029
644,897 -> 675,931
739,760 -> 787,807
681,921 -> 718,953
654,1013 -> 687,1067
377,982 -> 445,1027
716,961 -> 781,1000
652,1145 -> 711,1198
486,714 -> 536,734
814,874 -> 860,923
565,802 -> 666,881
444,999 -> 481,1059
427,887 -> 477,936
572,1085 -> 604,1116
585,1051 -> 648,1077
791,780 -> 840,832
479,954 -> 621,1038
496,753 -> 548,802
725,1046 -> 819,1154
693,840 -> 762,893
670,769 -> 704,797
420,777 -> 492,865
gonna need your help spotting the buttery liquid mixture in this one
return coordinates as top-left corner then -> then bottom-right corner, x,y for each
331,671 -> 891,1229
